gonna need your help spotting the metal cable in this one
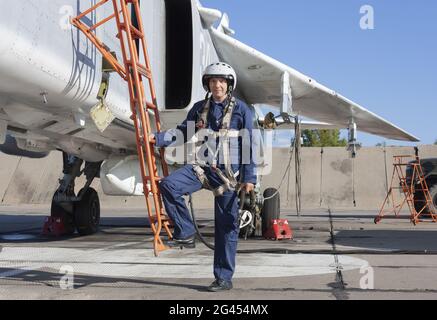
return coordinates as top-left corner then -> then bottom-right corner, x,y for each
294,117 -> 302,216
263,116 -> 303,204
383,145 -> 390,205
352,157 -> 357,207
319,147 -> 324,207
287,136 -> 292,203
262,138 -> 295,201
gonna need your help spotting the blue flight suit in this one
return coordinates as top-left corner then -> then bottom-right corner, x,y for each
155,97 -> 257,283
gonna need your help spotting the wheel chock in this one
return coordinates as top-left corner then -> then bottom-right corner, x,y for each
42,217 -> 71,237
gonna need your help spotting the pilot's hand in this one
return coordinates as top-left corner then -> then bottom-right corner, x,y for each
241,183 -> 255,193
149,134 -> 156,144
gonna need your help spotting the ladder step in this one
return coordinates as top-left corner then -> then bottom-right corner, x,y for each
137,63 -> 152,79
129,102 -> 156,115
130,25 -> 144,39
118,22 -> 144,39
124,61 -> 153,80
139,176 -> 163,182
150,216 -> 171,223
146,102 -> 157,110
132,102 -> 157,111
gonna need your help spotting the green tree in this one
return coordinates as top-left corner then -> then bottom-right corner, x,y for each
302,129 -> 347,147
434,139 -> 437,145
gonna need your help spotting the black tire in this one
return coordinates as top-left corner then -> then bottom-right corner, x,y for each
74,188 -> 100,236
414,190 -> 427,214
50,193 -> 75,235
428,184 -> 437,213
261,188 -> 280,235
415,183 -> 437,216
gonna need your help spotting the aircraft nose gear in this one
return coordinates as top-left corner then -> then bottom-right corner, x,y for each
45,152 -> 102,237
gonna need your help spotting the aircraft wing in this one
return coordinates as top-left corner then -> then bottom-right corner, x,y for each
209,28 -> 419,142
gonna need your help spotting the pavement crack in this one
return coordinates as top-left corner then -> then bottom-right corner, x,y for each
328,208 -> 349,300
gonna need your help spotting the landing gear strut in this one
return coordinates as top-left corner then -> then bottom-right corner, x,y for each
50,152 -> 102,236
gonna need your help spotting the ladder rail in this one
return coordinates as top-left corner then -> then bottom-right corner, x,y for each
130,0 -> 169,178
115,0 -> 169,254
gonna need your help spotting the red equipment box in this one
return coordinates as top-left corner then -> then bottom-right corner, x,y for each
263,219 -> 293,241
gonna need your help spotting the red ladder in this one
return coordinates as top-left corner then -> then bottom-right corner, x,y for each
71,0 -> 171,256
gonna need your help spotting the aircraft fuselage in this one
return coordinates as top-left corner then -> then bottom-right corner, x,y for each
0,0 -> 219,161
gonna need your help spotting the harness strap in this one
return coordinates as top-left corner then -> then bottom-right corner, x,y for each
219,98 -> 238,189
190,130 -> 241,141
192,164 -> 241,197
200,99 -> 210,129
192,165 -> 213,190
191,97 -> 242,197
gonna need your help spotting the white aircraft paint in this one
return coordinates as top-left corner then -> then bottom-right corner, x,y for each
0,246 -> 368,279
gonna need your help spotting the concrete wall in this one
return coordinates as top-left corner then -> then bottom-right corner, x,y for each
257,145 -> 437,210
1,146 -> 436,211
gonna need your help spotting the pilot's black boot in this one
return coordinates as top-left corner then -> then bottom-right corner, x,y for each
207,279 -> 233,292
167,235 -> 196,249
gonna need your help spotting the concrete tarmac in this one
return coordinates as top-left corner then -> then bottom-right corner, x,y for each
1,205 -> 437,300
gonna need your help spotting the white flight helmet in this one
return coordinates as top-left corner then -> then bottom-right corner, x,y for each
202,62 -> 237,93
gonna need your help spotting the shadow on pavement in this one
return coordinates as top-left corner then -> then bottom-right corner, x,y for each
0,267 -> 208,292
333,229 -> 437,252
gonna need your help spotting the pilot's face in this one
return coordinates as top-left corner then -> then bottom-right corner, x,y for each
209,77 -> 228,103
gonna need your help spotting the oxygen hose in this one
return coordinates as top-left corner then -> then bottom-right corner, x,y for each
188,191 -> 246,251
189,194 -> 215,250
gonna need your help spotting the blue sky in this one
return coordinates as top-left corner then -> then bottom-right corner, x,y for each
201,0 -> 437,147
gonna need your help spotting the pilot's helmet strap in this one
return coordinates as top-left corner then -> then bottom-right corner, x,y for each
227,82 -> 234,94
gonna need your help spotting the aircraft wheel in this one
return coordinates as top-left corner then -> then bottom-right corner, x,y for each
415,184 -> 437,218
50,192 -> 75,235
429,185 -> 437,212
261,188 -> 280,235
74,187 -> 100,236
414,190 -> 427,214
